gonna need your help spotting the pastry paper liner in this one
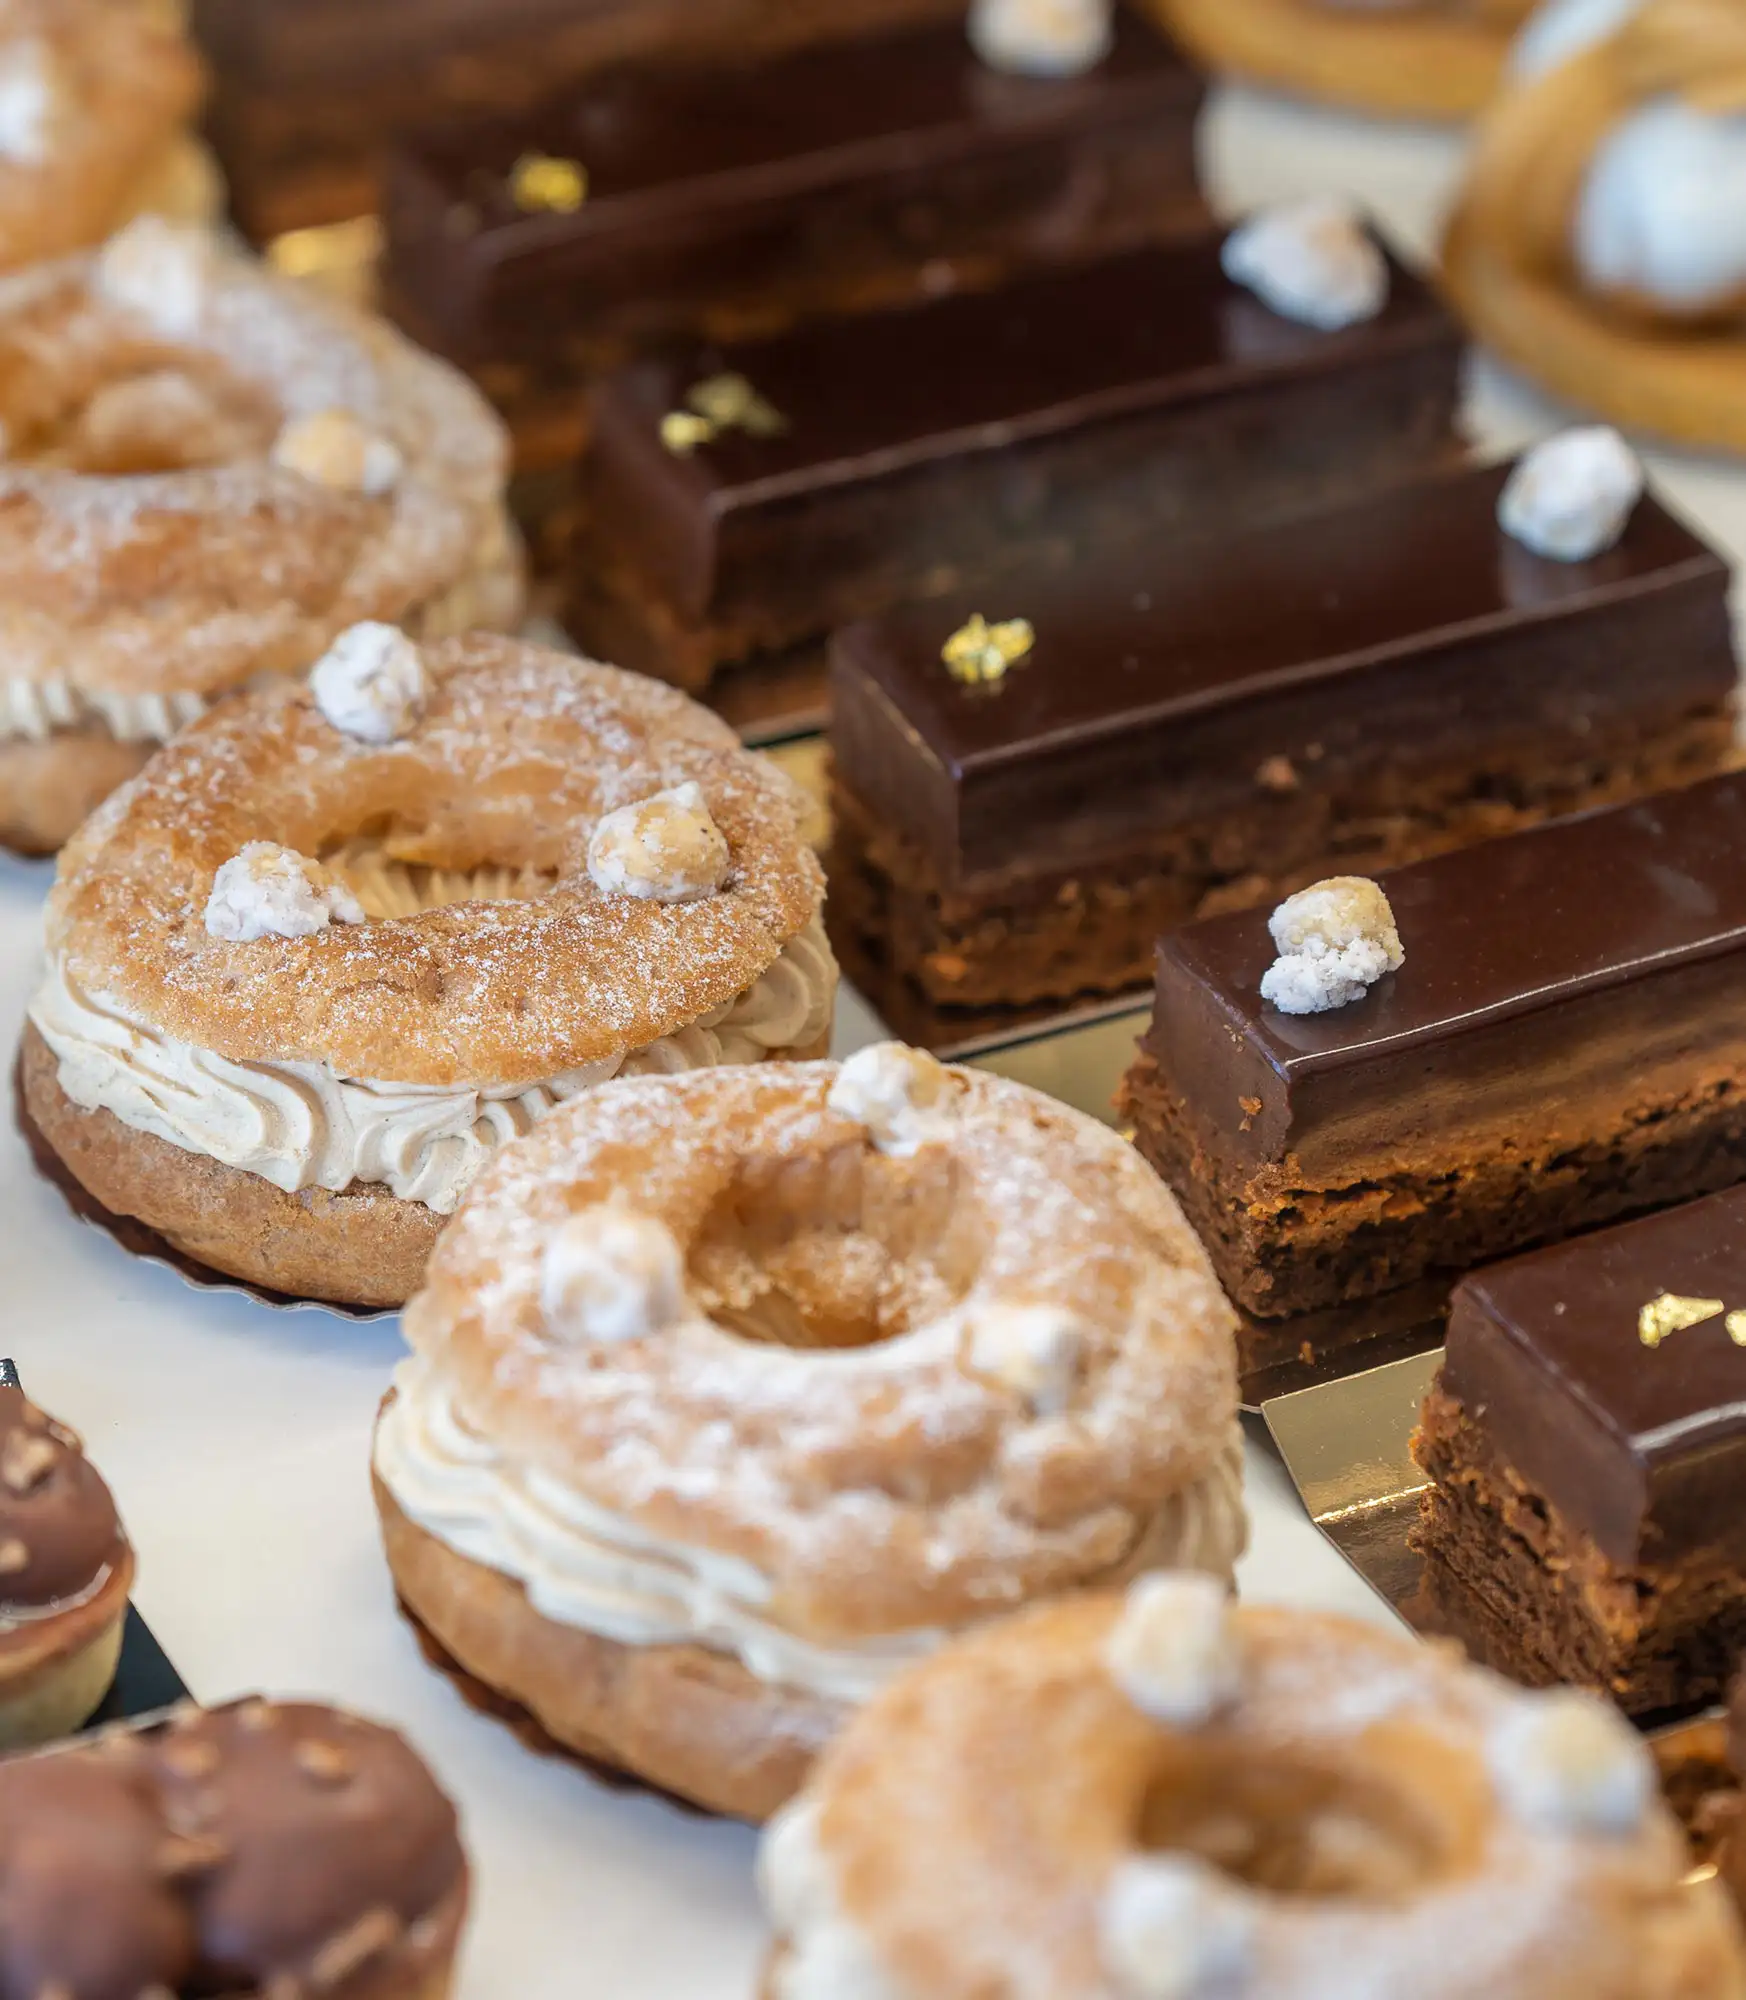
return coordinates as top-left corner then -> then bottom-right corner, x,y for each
12,1053 -> 395,1323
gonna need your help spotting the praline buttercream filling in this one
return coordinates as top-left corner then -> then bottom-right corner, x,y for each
372,1355 -> 1247,1706
29,900 -> 837,1217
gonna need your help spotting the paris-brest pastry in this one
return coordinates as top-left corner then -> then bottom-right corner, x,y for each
1443,0 -> 1746,453
1149,0 -> 1537,119
20,634 -> 836,1309
0,215 -> 522,854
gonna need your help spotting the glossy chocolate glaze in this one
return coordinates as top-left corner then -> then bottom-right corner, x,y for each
150,1702 -> 465,1988
583,229 -> 1461,632
1145,770 -> 1746,1171
1441,1185 -> 1746,1568
0,1386 -> 127,1621
0,1701 -> 466,2000
833,461 -> 1735,889
384,11 -> 1202,364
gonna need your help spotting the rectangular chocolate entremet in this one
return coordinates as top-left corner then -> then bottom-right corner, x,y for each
564,226 -> 1464,723
383,7 -> 1207,447
193,0 -> 969,241
828,459 -> 1736,1020
1413,1187 -> 1746,1716
1122,768 -> 1746,1338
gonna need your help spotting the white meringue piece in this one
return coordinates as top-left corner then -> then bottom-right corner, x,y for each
1260,877 -> 1403,1016
1106,1573 -> 1241,1728
204,843 -> 366,942
1101,1856 -> 1255,2000
587,782 -> 731,904
1497,427 -> 1644,562
95,216 -> 211,341
1575,97 -> 1746,316
311,622 -> 431,744
1488,1689 -> 1655,1836
540,1205 -> 687,1345
962,1302 -> 1086,1414
827,1043 -> 952,1158
1221,199 -> 1388,332
969,0 -> 1113,77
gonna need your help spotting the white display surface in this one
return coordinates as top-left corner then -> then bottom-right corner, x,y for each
3,84 -> 1743,2000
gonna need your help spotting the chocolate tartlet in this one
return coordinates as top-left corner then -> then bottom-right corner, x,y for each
0,1698 -> 469,1999
565,224 -> 1462,729
829,455 -> 1736,1019
1413,1185 -> 1746,1718
0,1385 -> 133,1750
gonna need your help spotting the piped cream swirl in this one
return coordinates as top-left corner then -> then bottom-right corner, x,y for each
0,677 -> 209,744
372,1355 -> 1248,1707
30,906 -> 837,1216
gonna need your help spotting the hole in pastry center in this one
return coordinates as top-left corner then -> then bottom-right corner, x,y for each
1137,1752 -> 1458,1904
687,1149 -> 981,1352
7,354 -> 282,473
318,829 -> 559,919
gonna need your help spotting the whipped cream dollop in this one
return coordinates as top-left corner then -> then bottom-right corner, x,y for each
374,1355 -> 1247,1705
275,409 -> 405,497
31,912 -> 837,1215
1221,200 -> 1388,332
0,679 -> 208,745
969,0 -> 1113,77
95,217 -> 211,342
1575,97 -> 1746,316
1260,877 -> 1403,1016
1498,427 -> 1644,562
311,623 -> 431,744
1106,1574 -> 1241,1728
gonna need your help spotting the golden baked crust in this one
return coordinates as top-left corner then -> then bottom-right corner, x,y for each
770,1594 -> 1746,1999
45,637 -> 827,1087
1442,0 -> 1746,453
0,1 -> 204,272
1148,0 -> 1533,119
377,1470 -> 837,1823
0,240 -> 520,708
400,1060 -> 1242,1642
21,1021 -> 831,1309
0,726 -> 151,856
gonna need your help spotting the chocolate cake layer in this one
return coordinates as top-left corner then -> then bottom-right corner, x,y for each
384,9 -> 1206,385
566,227 -> 1463,692
1413,1189 -> 1746,1714
1126,768 -> 1746,1321
194,0 -> 966,240
827,459 -> 1736,1010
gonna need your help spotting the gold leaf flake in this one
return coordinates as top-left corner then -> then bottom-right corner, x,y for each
659,373 -> 787,456
509,153 -> 588,215
1727,1310 -> 1746,1347
659,411 -> 716,456
1638,1293 -> 1726,1349
941,614 -> 1036,687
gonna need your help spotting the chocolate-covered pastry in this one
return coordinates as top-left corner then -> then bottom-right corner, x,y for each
564,224 -> 1463,728
383,7 -> 1206,476
1413,1187 -> 1746,1716
1721,1671 -> 1746,1915
0,1387 -> 133,1750
0,1700 -> 468,2000
1123,771 -> 1746,1334
193,0 -> 968,241
829,457 -> 1736,1018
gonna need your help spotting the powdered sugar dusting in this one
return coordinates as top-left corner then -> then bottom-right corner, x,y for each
403,1060 -> 1243,1639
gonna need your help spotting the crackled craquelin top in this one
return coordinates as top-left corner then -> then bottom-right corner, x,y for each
43,635 -> 827,1087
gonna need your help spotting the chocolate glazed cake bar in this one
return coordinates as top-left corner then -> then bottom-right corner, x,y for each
384,7 -> 1207,474
565,227 -> 1463,727
194,0 -> 967,240
828,457 -> 1736,1019
1413,1186 -> 1746,1716
1122,770 -> 1746,1369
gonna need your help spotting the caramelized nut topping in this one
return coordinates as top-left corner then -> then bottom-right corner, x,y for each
295,1739 -> 356,1786
309,1908 -> 403,1991
156,1832 -> 229,1880
0,1536 -> 27,1575
158,1736 -> 222,1782
0,1430 -> 57,1494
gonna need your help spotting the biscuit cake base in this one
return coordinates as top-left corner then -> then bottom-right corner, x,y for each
1412,1384 -> 1746,1719
375,1470 -> 839,1825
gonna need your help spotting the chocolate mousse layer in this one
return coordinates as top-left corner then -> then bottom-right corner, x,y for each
566,225 -> 1463,710
1124,769 -> 1746,1323
1413,1186 -> 1746,1715
829,457 -> 1735,1017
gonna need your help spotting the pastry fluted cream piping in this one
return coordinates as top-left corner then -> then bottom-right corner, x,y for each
372,1354 -> 1249,1706
30,909 -> 837,1216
